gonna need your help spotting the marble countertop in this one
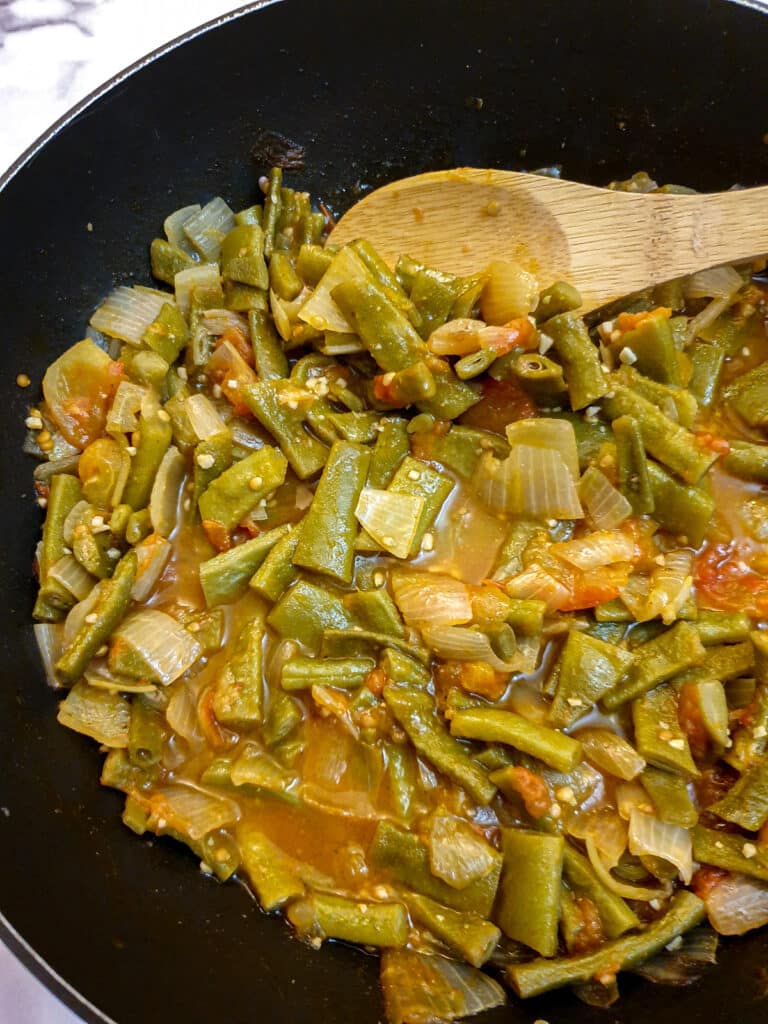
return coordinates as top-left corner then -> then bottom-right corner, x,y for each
0,2 -> 246,1019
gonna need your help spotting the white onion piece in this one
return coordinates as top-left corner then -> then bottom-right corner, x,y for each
381,950 -> 505,1024
182,196 -> 235,261
475,446 -> 583,519
421,625 -> 517,672
112,609 -> 201,685
150,445 -> 186,538
585,836 -> 671,902
57,681 -> 130,747
684,264 -> 742,300
148,782 -> 239,839
355,488 -> 425,559
616,780 -> 656,820
428,318 -> 485,356
579,466 -> 633,530
552,529 -> 635,570
48,554 -> 96,602
568,807 -> 628,869
90,285 -> 170,346
34,623 -> 65,689
686,293 -> 733,344
131,533 -> 172,602
201,308 -> 248,337
480,260 -> 538,324
504,563 -> 570,610
63,582 -> 104,646
578,728 -> 646,781
174,263 -> 220,318
391,571 -> 473,628
705,873 -> 768,935
164,203 -> 201,254
298,245 -> 370,333
165,682 -> 204,744
644,549 -> 694,625
270,286 -> 311,342
318,332 -> 366,355
628,808 -> 693,883
618,572 -> 650,619
506,418 -> 580,482
426,815 -> 499,889
106,381 -> 147,435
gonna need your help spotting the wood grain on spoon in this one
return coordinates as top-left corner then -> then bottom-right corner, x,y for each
329,168 -> 768,311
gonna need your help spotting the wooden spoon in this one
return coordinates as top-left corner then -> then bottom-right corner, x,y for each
328,168 -> 768,311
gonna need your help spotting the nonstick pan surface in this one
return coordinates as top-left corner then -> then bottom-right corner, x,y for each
1,1 -> 768,1021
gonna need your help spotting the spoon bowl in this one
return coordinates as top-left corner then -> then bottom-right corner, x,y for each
329,168 -> 768,310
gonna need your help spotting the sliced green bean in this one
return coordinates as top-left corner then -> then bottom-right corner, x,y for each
34,473 -> 83,621
541,312 -> 608,409
645,461 -> 714,547
267,579 -> 357,649
632,684 -> 698,777
238,824 -> 304,911
249,523 -> 301,603
405,893 -> 500,967
603,621 -> 706,709
450,707 -> 582,773
128,694 -> 165,767
562,845 -> 639,938
693,824 -> 768,881
198,445 -> 288,531
496,829 -> 564,956
640,766 -> 698,827
242,380 -> 328,480
288,892 -> 408,948
249,309 -> 288,380
212,614 -> 265,727
550,631 -> 634,728
121,403 -> 173,510
199,523 -> 291,606
281,656 -> 375,691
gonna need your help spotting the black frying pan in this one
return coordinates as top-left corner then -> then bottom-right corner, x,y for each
2,1 -> 768,1021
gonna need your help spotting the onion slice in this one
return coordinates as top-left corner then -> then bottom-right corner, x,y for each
355,489 -> 425,560
111,609 -> 201,685
628,809 -> 693,883
391,571 -> 473,628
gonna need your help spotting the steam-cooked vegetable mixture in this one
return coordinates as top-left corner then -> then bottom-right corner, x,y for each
26,167 -> 768,1019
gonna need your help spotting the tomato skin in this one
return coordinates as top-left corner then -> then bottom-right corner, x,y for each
216,324 -> 254,367
678,682 -> 709,760
501,766 -> 552,819
615,306 -> 672,333
42,339 -> 123,448
459,377 -> 536,434
691,865 -> 729,900
694,543 -> 768,617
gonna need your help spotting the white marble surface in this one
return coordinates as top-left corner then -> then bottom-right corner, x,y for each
0,3 -> 248,1018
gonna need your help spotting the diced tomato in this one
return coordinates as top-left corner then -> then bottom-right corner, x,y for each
202,519 -> 232,552
678,682 -> 709,760
501,766 -> 552,819
433,660 -> 508,703
206,339 -> 258,416
694,763 -> 739,810
372,372 -> 407,408
695,543 -> 768,617
694,431 -> 731,455
691,865 -> 729,900
615,306 -> 672,333
458,377 -> 537,434
569,897 -> 605,955
479,317 -> 539,356
216,324 -> 254,367
559,564 -> 630,611
365,668 -> 388,696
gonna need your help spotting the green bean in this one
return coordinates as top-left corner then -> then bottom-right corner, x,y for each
614,365 -> 697,428
193,430 -> 233,505
384,741 -> 417,820
296,243 -> 333,286
268,251 -> 302,300
508,890 -> 705,998
142,302 -> 189,363
632,684 -> 698,777
237,824 -> 305,911
267,579 -> 357,649
640,766 -> 698,827
562,845 -> 639,938
549,631 -> 634,728
380,647 -> 432,687
693,825 -> 768,882
417,365 -> 480,421
496,829 -> 564,957
425,424 -> 506,480
492,519 -> 541,579
199,523 -> 291,606
694,609 -> 751,646
34,473 -> 83,621
122,794 -> 149,835
125,508 -> 151,546
248,309 -> 288,380
332,278 -> 427,373
292,441 -> 370,584
534,281 -> 582,322
510,351 -> 567,398
455,348 -> 497,381
409,269 -> 459,338
350,239 -> 420,325
343,589 -> 404,637
541,312 -> 608,409
386,456 -> 453,556
288,892 -> 408,948
709,755 -> 768,830
262,167 -> 282,260
702,640 -> 755,681
376,361 -> 437,405
262,690 -> 302,747
725,361 -> 768,428
645,461 -> 714,547
230,743 -> 298,802
450,707 -> 582,773
367,417 -> 409,488
405,893 -> 500,967
108,503 -> 131,542
368,821 -> 501,916
164,388 -> 197,448
281,656 -> 375,691
70,506 -> 113,580
223,280 -> 267,313
249,524 -> 301,603
212,615 -> 265,727
121,403 -> 173,510
198,445 -> 288,532
620,316 -> 681,385
124,349 -> 169,391
128,694 -> 165,767
149,238 -> 195,285
242,380 -> 328,480
613,414 -> 654,514
234,204 -> 262,227
722,440 -> 768,483
55,551 -> 137,686
688,341 -> 725,408
384,687 -> 496,804
325,410 -> 381,443
603,621 -> 706,709
603,385 -> 715,484
178,607 -> 225,656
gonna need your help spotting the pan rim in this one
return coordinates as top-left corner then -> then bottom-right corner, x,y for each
0,0 -> 767,1021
